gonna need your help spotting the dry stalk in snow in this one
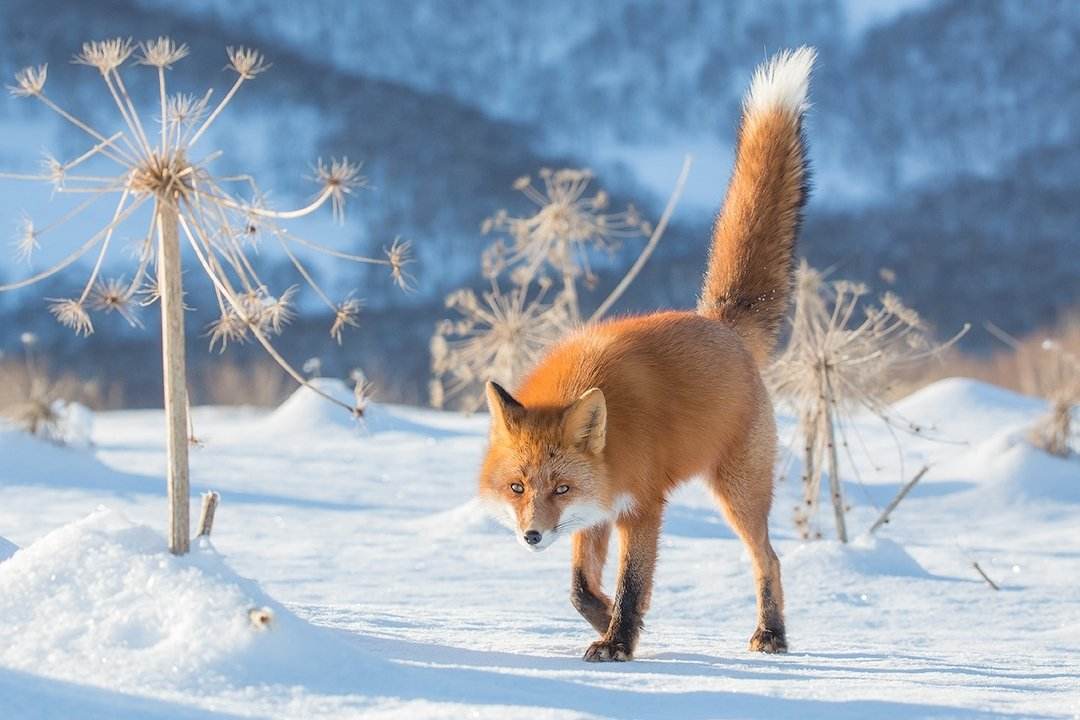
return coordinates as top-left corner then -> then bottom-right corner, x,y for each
431,157 -> 691,411
196,491 -> 219,537
1,38 -> 411,553
984,323 -> 1078,457
0,333 -> 92,443
869,464 -> 930,534
769,262 -> 968,542
1026,341 -> 1078,457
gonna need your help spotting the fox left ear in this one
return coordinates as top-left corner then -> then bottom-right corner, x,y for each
563,387 -> 606,455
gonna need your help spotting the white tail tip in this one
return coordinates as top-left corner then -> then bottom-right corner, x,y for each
744,46 -> 816,117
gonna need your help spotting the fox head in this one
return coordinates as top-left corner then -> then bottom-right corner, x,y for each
478,380 -> 613,551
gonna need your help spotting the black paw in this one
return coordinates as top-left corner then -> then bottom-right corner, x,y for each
583,638 -> 633,662
749,627 -> 788,654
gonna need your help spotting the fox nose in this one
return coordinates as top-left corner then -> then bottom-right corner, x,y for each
524,530 -> 543,545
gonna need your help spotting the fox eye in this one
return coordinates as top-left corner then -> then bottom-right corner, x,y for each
510,482 -> 525,494
554,484 -> 570,495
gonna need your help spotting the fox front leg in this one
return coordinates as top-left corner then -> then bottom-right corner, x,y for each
571,523 -> 613,634
583,508 -> 661,662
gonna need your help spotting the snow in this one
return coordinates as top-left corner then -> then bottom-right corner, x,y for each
0,378 -> 1078,718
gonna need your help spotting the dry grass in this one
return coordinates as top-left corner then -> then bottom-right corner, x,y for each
899,312 -> 1080,399
193,358 -> 293,407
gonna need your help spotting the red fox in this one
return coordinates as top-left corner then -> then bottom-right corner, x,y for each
478,47 -> 815,661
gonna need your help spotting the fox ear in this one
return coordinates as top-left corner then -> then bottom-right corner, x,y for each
485,381 -> 523,437
563,387 -> 606,455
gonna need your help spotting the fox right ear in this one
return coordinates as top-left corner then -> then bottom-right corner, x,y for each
485,381 -> 523,437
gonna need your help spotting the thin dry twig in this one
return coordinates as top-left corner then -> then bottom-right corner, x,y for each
869,464 -> 931,534
972,561 -> 1001,591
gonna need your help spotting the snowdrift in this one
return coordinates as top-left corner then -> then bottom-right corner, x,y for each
784,534 -> 931,581
944,430 -> 1080,504
0,509 -> 372,694
256,377 -> 451,438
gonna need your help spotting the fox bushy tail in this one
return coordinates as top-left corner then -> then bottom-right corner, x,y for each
698,47 -> 815,364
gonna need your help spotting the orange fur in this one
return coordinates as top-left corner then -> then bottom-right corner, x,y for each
478,48 -> 814,661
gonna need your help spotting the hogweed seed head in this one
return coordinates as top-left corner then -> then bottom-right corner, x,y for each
89,277 -> 142,327
73,38 -> 135,73
8,65 -> 47,97
207,310 -> 249,352
14,216 -> 38,262
314,158 -> 365,223
138,37 -> 189,69
330,296 -> 363,344
385,237 -> 414,290
48,298 -> 93,336
226,46 -> 270,79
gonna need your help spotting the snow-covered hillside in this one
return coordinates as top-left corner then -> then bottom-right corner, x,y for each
0,378 -> 1077,718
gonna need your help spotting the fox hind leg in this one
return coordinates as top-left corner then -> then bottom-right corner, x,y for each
571,523 -> 613,634
709,463 -> 787,654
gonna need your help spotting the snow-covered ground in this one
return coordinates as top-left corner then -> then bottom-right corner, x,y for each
0,377 -> 1077,719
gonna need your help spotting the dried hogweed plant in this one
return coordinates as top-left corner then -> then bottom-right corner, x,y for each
431,158 -> 692,411
1026,340 -> 1078,457
768,261 -> 968,542
0,332 -> 93,443
1,38 -> 412,553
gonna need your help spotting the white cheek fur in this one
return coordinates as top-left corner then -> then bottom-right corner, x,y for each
556,502 -> 609,533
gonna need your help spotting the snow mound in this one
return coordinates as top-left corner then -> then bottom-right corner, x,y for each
0,536 -> 17,562
258,378 -> 448,438
784,535 -> 930,581
0,509 -> 371,694
945,430 -> 1080,503
260,377 -> 362,436
892,378 -> 1044,436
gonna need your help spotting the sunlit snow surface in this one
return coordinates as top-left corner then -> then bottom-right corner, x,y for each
0,378 -> 1077,719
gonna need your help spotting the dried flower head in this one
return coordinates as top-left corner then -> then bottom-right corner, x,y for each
207,309 -> 250,352
8,64 -> 48,97
351,368 -> 375,415
238,285 -> 296,335
14,216 -> 38,262
48,299 -> 93,336
385,237 -> 414,290
314,158 -> 365,223
166,92 -> 211,133
138,37 -> 189,69
430,280 -> 565,411
89,277 -> 142,327
227,46 -> 270,79
485,167 -> 649,284
330,296 -> 363,344
74,38 -> 135,73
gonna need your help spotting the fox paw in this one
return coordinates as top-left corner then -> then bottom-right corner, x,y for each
749,627 -> 787,654
583,639 -> 633,662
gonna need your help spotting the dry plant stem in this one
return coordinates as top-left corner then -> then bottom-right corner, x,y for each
197,491 -> 219,537
822,366 -> 848,543
179,213 -> 358,415
869,464 -> 930,534
158,199 -> 190,555
587,154 -> 693,324
972,561 -> 1001,591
